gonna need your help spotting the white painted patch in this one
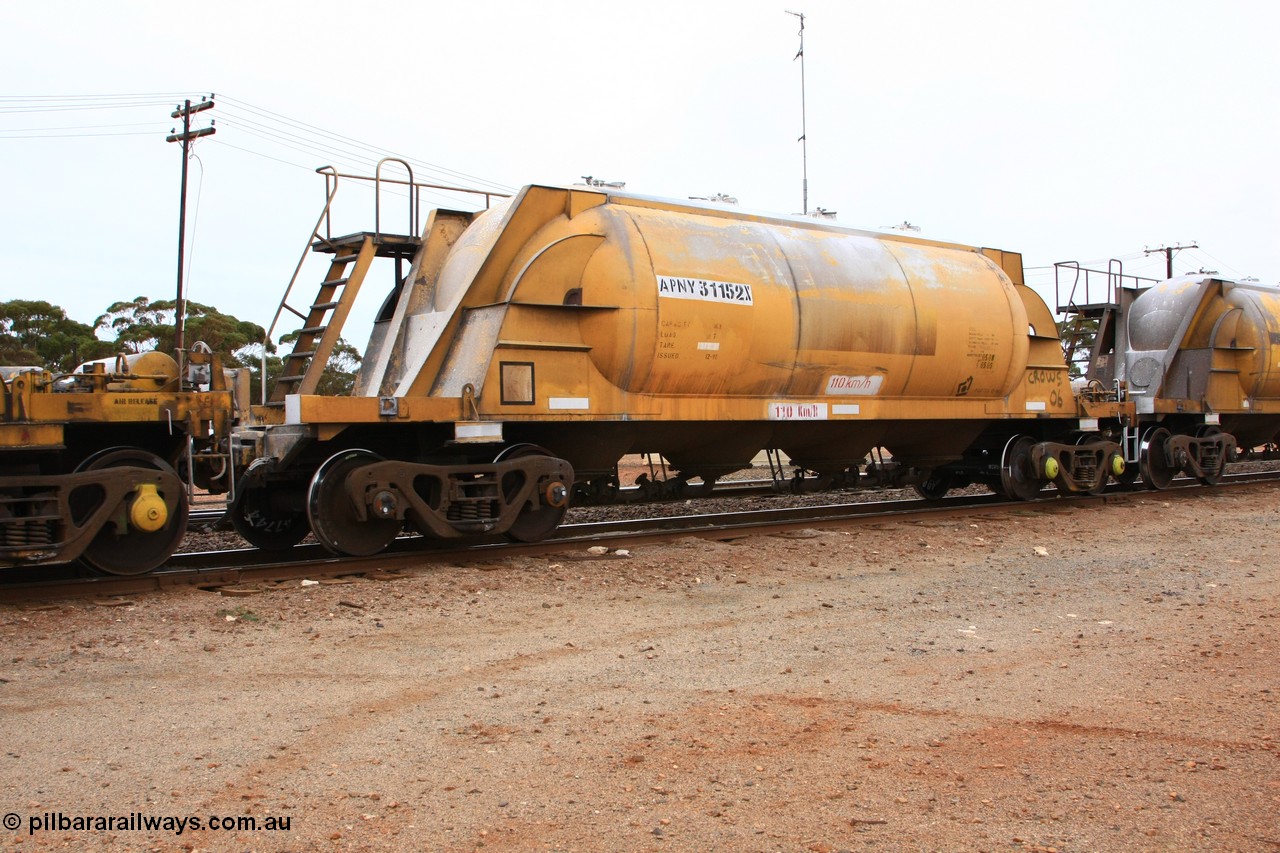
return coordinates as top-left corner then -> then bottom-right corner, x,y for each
549,397 -> 590,410
657,275 -> 753,305
1026,401 -> 1047,412
832,404 -> 861,415
768,402 -> 828,420
285,394 -> 301,424
455,422 -> 504,442
824,374 -> 884,395
697,341 -> 720,351
1078,418 -> 1099,431
1205,413 -> 1221,424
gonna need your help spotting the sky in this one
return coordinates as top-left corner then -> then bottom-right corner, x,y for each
3,0 -> 1277,351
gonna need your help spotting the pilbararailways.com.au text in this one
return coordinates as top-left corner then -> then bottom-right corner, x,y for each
8,811 -> 292,836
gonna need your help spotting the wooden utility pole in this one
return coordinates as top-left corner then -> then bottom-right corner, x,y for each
166,96 -> 216,354
1144,242 -> 1198,279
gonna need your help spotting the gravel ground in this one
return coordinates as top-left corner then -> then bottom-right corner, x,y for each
2,484 -> 1277,852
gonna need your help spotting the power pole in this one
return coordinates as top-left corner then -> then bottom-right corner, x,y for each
166,96 -> 216,354
1144,242 -> 1197,279
786,10 -> 808,215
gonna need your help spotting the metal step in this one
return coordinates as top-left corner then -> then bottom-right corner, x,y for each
266,232 -> 380,404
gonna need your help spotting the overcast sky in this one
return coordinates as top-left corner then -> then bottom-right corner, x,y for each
3,0 -> 1277,349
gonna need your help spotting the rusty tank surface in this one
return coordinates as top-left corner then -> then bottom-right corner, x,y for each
367,191 -> 1031,402
346,186 -> 1079,478
235,172 -> 1110,556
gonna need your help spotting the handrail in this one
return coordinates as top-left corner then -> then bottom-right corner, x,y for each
257,165 -> 512,404
1057,260 -> 1083,311
1054,259 -> 1160,314
312,167 -> 509,211
261,167 -> 342,404
375,157 -> 416,240
1107,258 -> 1124,309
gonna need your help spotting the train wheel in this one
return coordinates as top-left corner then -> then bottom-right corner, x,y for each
999,436 -> 1043,501
230,485 -> 309,550
74,448 -> 188,576
1139,427 -> 1176,490
495,444 -> 568,543
307,449 -> 401,557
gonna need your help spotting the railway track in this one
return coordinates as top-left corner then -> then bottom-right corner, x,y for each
182,477 -> 788,532
4,469 -> 1276,604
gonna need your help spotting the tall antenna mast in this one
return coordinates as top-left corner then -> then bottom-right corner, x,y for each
786,10 -> 808,215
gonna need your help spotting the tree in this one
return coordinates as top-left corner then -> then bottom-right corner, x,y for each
185,304 -> 272,368
4,293 -> 360,401
242,337 -> 362,403
0,300 -> 115,372
317,337 -> 362,396
275,332 -> 363,396
245,350 -> 283,406
94,297 -> 271,368
94,296 -> 173,354
1056,315 -> 1099,379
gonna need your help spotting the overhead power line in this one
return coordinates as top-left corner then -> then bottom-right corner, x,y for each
216,95 -> 513,193
0,94 -> 185,114
0,130 -> 160,139
0,92 -> 191,100
1185,247 -> 1246,279
2,121 -> 162,132
0,92 -> 515,200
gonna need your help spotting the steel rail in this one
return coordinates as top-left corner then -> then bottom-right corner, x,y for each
4,470 -> 1276,604
183,478 -> 788,532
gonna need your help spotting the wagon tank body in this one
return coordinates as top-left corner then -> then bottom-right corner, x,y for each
1122,276 -> 1280,442
237,182 -> 1115,555
355,187 -> 1054,476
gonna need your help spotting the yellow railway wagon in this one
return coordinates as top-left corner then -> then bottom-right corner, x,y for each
1,350 -> 235,574
233,181 -> 1131,556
